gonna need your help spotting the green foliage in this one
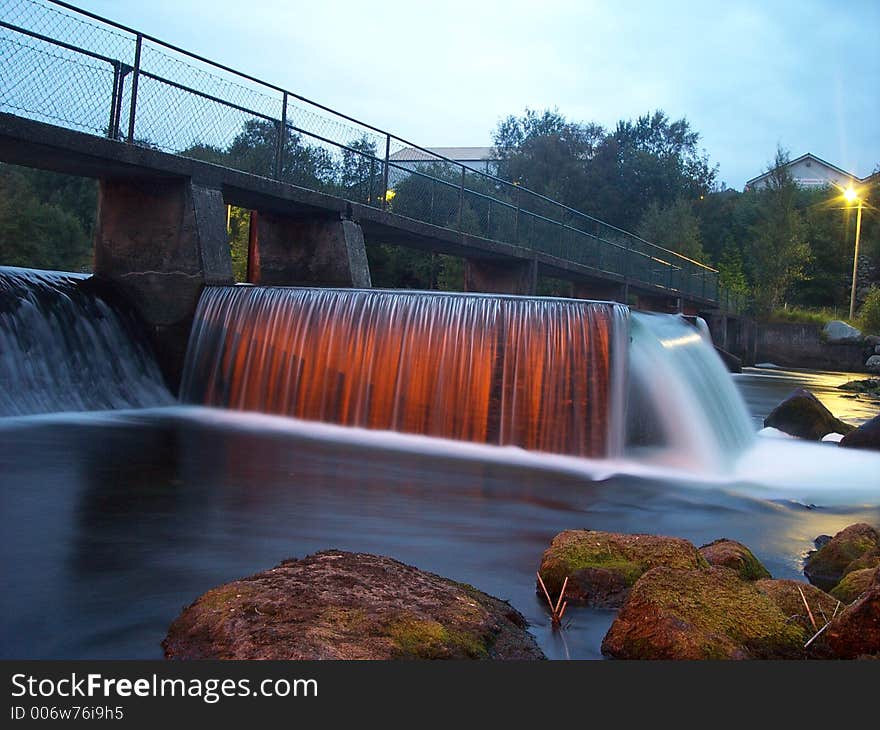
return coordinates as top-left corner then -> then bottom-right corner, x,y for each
227,206 -> 250,283
717,245 -> 750,299
768,306 -> 847,326
858,286 -> 880,335
746,148 -> 811,316
0,163 -> 95,271
637,197 -> 705,260
493,108 -> 716,233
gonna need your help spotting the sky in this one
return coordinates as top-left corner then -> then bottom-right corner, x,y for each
72,0 -> 879,190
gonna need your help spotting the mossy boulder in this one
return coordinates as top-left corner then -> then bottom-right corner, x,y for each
754,579 -> 839,638
831,567 -> 880,604
764,388 -> 854,440
839,414 -> 880,451
699,539 -> 771,581
163,551 -> 544,660
804,523 -> 880,591
823,586 -> 880,658
601,567 -> 807,659
537,530 -> 707,608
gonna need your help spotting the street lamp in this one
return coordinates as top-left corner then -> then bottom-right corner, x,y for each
844,185 -> 864,320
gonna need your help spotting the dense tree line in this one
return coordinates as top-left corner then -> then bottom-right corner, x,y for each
1,112 -> 877,320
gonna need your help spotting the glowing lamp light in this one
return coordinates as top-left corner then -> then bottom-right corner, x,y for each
843,186 -> 859,204
385,189 -> 396,202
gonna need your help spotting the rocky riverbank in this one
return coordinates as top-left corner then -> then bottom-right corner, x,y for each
537,525 -> 879,660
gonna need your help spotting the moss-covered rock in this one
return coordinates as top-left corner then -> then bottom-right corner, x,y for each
830,567 -> 880,604
601,567 -> 808,659
804,523 -> 880,591
754,579 -> 839,637
823,586 -> 880,658
537,530 -> 707,607
163,551 -> 545,660
764,388 -> 854,440
699,539 -> 771,581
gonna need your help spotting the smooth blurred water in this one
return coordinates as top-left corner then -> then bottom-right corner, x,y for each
0,267 -> 172,415
1,396 -> 877,660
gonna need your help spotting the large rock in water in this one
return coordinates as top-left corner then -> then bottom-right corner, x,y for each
764,388 -> 854,440
839,414 -> 880,451
823,320 -> 862,344
699,539 -> 771,581
537,530 -> 707,608
804,523 -> 880,591
163,551 -> 545,660
600,567 -> 807,659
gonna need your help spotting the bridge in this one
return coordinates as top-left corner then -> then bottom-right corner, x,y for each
0,0 -> 751,385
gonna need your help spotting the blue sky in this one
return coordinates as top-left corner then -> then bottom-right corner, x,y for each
73,0 -> 879,189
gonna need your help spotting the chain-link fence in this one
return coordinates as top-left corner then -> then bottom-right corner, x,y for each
0,0 -> 743,311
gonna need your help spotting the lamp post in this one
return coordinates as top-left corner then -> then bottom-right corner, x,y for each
844,186 -> 864,320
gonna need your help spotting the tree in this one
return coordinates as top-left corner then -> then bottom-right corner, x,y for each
637,197 -> 705,260
0,163 -> 94,272
746,148 -> 810,315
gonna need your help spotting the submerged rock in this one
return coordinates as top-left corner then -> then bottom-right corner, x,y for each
764,388 -> 854,440
699,539 -> 771,581
839,414 -> 880,451
839,378 -> 880,396
804,523 -> 880,591
600,567 -> 806,659
537,530 -> 706,608
823,586 -> 880,658
830,567 -> 880,604
163,551 -> 544,660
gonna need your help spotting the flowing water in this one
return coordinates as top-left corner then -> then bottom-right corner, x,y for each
0,267 -> 172,415
0,269 -> 878,660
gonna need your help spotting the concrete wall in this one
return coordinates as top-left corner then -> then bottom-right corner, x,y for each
755,322 -> 867,372
94,178 -> 232,390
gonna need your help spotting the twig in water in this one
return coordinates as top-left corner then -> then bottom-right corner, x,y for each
537,572 -> 570,629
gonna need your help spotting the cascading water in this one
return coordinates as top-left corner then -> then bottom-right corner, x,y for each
181,286 -> 630,458
626,311 -> 755,468
0,267 -> 172,416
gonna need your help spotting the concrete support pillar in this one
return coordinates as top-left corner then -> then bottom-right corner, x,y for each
94,177 -> 232,392
248,212 -> 371,288
571,280 -> 626,303
464,257 -> 537,295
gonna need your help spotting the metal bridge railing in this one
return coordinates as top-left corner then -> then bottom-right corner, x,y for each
0,0 -> 743,311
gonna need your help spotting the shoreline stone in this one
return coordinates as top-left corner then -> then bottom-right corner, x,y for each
804,523 -> 880,591
601,567 -> 807,660
764,388 -> 854,440
537,530 -> 706,608
163,551 -> 545,660
699,539 -> 771,581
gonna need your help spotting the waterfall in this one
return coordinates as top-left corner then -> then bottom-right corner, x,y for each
181,286 -> 629,458
0,267 -> 172,416
626,311 -> 754,467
